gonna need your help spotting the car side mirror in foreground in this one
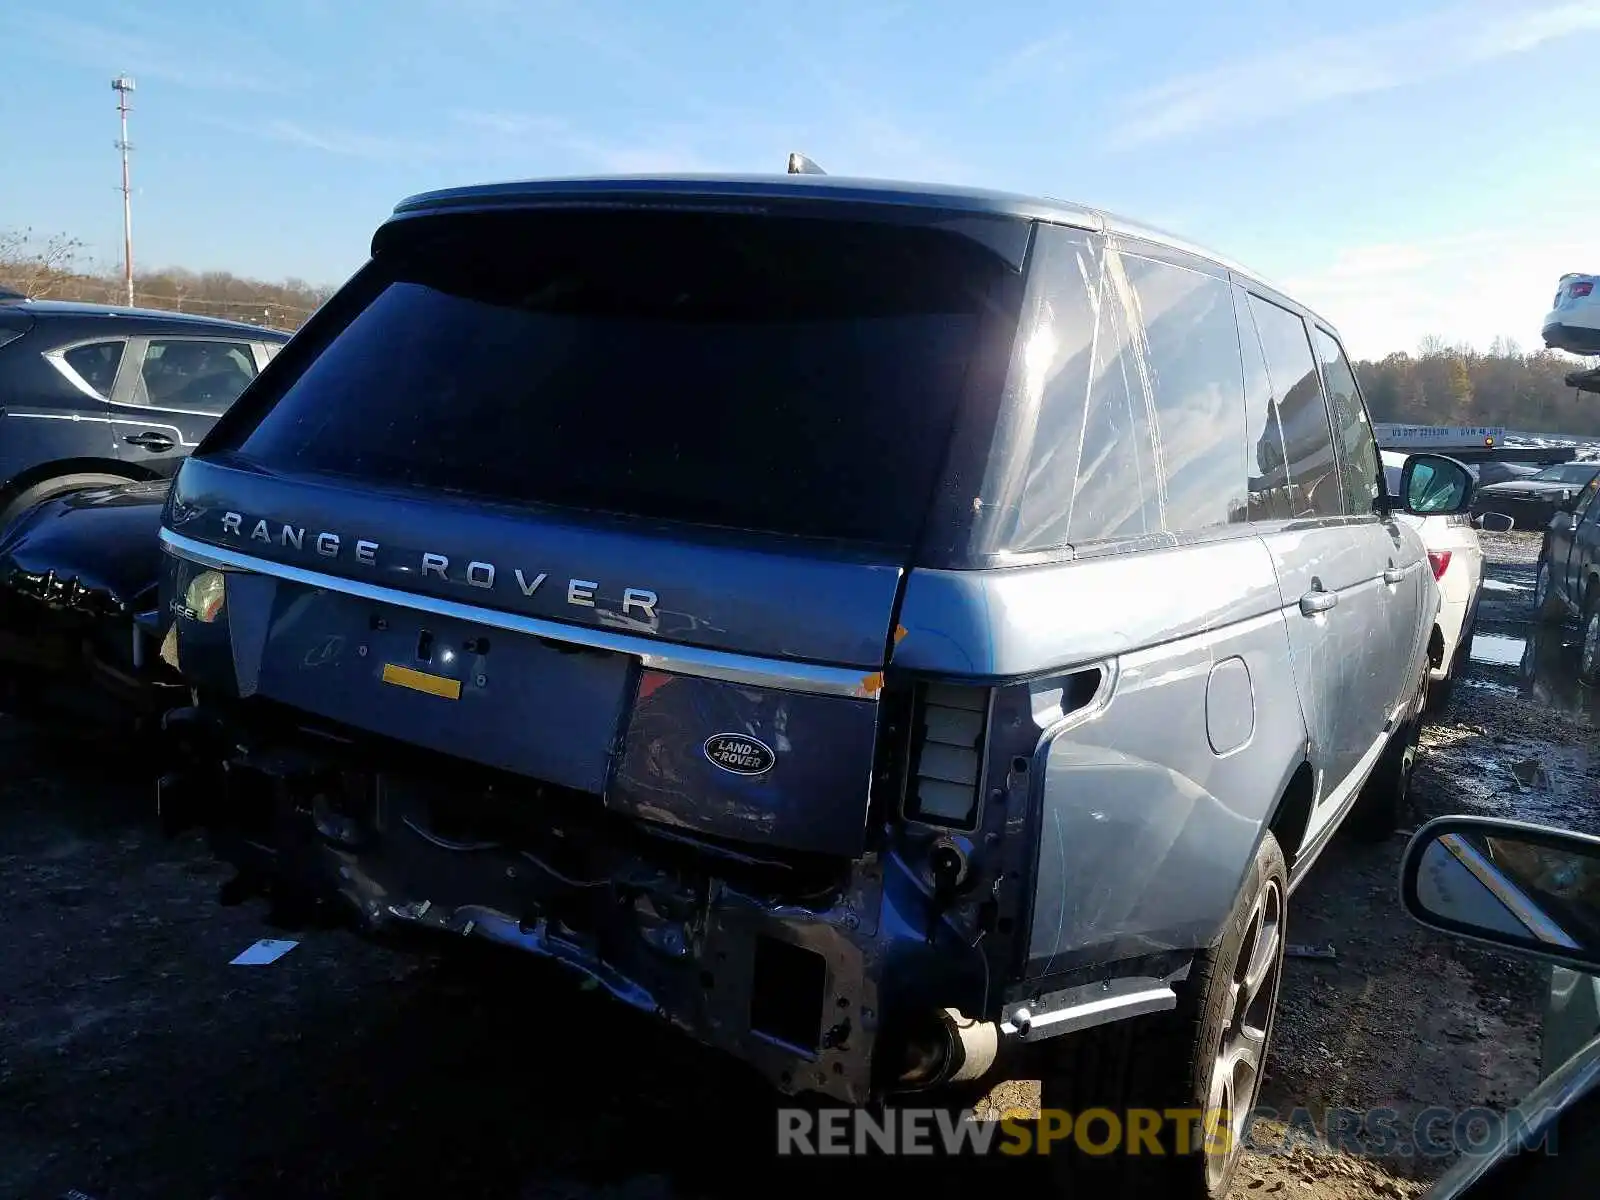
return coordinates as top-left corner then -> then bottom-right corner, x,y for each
1400,453 -> 1475,517
1474,512 -> 1516,533
1401,815 -> 1600,974
1550,511 -> 1575,533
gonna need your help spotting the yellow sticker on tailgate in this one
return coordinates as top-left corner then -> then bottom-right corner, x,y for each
381,663 -> 463,700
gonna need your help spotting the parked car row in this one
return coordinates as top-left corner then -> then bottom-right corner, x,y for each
1534,468 -> 1600,684
1474,460 -> 1600,533
0,171 -> 1523,1199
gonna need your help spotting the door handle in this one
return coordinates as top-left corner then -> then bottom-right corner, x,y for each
124,431 -> 175,451
1299,588 -> 1338,616
1383,568 -> 1405,585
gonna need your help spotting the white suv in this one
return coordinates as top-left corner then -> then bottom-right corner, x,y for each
1543,272 -> 1600,356
1382,450 -> 1487,708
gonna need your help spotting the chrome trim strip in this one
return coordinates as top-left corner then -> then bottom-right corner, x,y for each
1000,983 -> 1177,1041
159,528 -> 881,700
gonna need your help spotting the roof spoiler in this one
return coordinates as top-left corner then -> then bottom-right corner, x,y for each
786,152 -> 827,176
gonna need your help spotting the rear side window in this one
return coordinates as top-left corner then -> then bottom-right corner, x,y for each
1247,296 -> 1341,518
227,211 -> 1016,549
61,341 -> 126,399
1314,327 -> 1379,514
1118,253 -> 1248,530
1003,232 -> 1155,549
1003,230 -> 1249,550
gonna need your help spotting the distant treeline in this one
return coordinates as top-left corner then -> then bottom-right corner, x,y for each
3,227 -> 1595,434
1355,335 -> 1599,438
0,227 -> 329,332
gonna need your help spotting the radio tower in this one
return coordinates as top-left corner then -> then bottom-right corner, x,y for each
112,75 -> 136,308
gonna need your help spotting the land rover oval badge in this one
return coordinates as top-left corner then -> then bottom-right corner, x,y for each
702,733 -> 776,776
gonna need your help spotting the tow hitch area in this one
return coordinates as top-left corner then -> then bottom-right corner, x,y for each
156,707 -> 988,1105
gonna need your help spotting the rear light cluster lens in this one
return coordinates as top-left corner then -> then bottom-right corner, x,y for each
1572,282 -> 1594,299
902,682 -> 989,829
1428,551 -> 1452,580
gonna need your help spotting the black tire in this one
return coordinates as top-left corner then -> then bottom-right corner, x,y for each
0,472 -> 135,535
1346,660 -> 1427,843
1427,614 -> 1473,716
1580,593 -> 1600,688
1036,831 -> 1287,1199
1533,555 -> 1566,624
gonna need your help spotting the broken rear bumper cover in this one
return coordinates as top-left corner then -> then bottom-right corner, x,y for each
161,706 -> 1010,1105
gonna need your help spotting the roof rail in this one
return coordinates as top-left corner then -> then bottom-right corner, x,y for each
786,152 -> 827,176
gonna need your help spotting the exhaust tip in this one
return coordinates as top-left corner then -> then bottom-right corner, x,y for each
897,1007 -> 999,1089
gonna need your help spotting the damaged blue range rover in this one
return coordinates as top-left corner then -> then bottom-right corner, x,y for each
0,172 -> 1478,1196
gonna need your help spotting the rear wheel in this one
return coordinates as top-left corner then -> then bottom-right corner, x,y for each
1037,831 -> 1287,1199
1534,556 -> 1566,624
1428,618 -> 1471,716
1581,593 -> 1600,687
1347,659 -> 1427,843
0,472 -> 135,535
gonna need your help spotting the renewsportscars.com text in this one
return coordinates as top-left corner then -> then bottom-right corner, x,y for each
776,1105 -> 1558,1159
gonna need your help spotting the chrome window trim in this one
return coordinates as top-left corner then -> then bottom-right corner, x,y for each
159,527 -> 881,700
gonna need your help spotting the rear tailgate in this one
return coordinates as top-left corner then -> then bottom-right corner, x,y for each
162,204 -> 1024,856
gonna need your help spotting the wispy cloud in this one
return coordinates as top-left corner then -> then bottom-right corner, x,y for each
442,0 -> 655,72
978,25 -> 1079,95
194,116 -> 449,161
1114,1 -> 1600,146
451,110 -> 726,173
1281,223 -> 1596,358
5,10 -> 302,93
259,120 -> 440,160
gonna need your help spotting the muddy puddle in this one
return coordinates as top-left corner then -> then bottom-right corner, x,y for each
1422,609 -> 1599,834
1470,632 -> 1526,667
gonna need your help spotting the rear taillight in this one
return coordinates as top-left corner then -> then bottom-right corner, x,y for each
1428,551 -> 1452,580
1572,282 -> 1594,299
902,682 -> 989,829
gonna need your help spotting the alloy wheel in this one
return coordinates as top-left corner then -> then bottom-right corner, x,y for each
1204,875 -> 1285,1192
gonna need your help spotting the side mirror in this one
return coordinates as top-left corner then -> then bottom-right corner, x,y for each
1401,815 -> 1600,973
1400,453 -> 1475,516
1551,511 -> 1575,534
1474,512 -> 1516,533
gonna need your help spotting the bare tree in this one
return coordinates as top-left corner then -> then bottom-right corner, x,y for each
0,228 -> 86,298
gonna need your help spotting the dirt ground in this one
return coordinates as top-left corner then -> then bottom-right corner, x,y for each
0,530 -> 1592,1199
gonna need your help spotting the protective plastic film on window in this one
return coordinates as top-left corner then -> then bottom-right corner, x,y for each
1002,227 -> 1253,553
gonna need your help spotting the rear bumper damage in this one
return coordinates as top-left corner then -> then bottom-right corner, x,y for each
159,703 -> 1002,1104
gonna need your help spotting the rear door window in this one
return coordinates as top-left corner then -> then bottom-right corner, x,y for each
1314,327 -> 1380,515
1247,296 -> 1342,518
136,338 -> 259,413
227,211 -> 1017,550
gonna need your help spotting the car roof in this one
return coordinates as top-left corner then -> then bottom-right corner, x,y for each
385,172 -> 1320,329
0,297 -> 290,339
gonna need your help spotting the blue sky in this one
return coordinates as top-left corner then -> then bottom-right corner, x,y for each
4,0 -> 1598,357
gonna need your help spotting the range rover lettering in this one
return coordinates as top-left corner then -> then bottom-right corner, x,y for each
0,171 -> 1475,1197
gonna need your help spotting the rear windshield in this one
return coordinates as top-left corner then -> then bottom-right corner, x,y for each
227,210 -> 1016,548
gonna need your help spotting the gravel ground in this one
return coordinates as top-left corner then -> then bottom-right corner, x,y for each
0,530 -> 1589,1199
